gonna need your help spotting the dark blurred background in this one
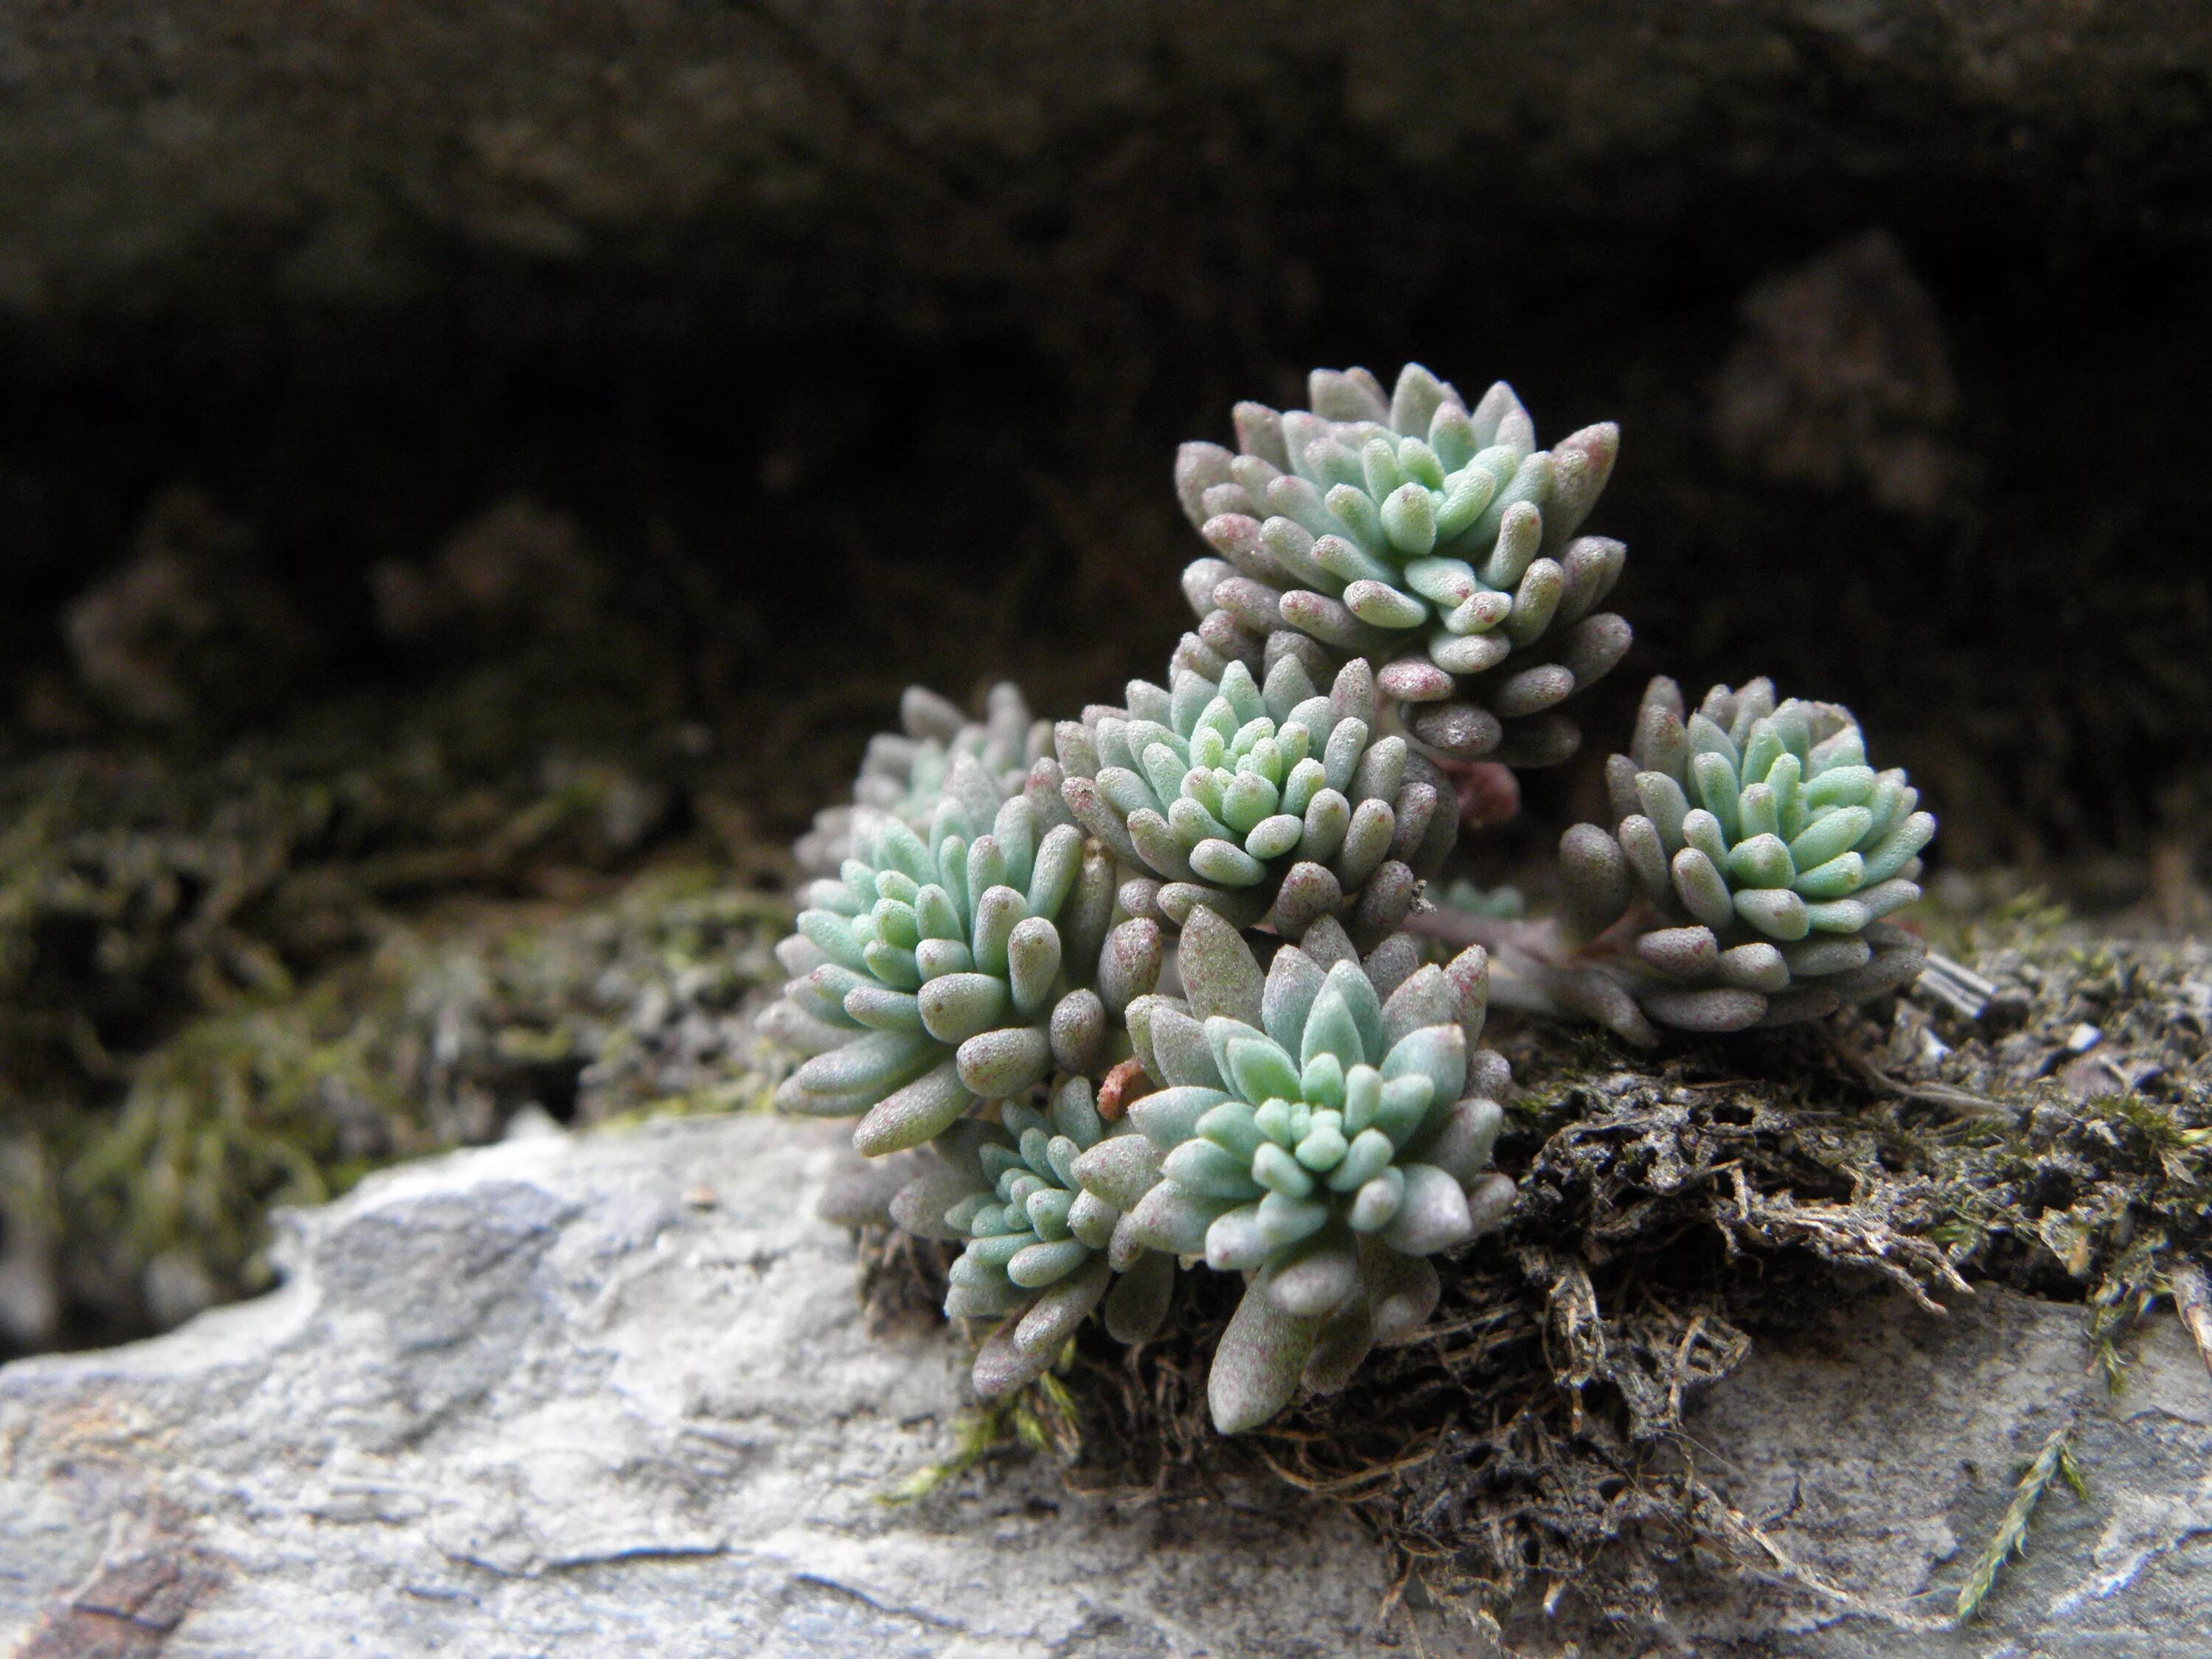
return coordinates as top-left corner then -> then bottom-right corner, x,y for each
3,1 -> 2211,1354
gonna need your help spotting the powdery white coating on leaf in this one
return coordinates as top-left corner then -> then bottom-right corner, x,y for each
915,1080 -> 1177,1388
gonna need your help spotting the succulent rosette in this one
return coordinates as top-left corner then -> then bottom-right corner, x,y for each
795,682 -> 1051,876
1052,656 -> 1453,945
773,355 -> 1950,1445
1085,909 -> 1514,1433
882,1079 -> 1176,1397
1174,364 -> 1630,769
1551,676 -> 1934,1035
766,786 -> 1116,1155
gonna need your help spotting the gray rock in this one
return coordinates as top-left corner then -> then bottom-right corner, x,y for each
2,1114 -> 2205,1658
1,4 -> 2206,352
0,1116 -> 1398,1659
1657,1290 -> 2212,1658
1711,229 -> 1964,518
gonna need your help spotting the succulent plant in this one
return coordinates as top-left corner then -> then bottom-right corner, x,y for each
880,1079 -> 1177,1397
765,787 -> 1116,1155
795,682 -> 1051,876
1052,656 -> 1453,943
1175,364 -> 1631,770
1543,676 -> 1933,1037
1090,908 -> 1514,1433
768,357 -> 1944,1441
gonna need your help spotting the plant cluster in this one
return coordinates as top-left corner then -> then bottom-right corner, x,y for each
768,364 -> 1936,1433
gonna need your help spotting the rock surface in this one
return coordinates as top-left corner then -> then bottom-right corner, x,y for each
1669,1284 -> 2212,1657
2,1113 -> 2206,1658
0,1117 -> 1401,1659
4,2 -> 2208,352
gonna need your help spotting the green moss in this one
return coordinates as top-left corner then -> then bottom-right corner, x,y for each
878,1368 -> 1083,1506
64,984 -> 409,1297
17,862 -> 790,1338
1954,1421 -> 2088,1623
0,608 -> 801,1351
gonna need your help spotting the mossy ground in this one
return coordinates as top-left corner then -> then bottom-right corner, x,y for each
859,894 -> 2212,1645
0,572 -> 812,1355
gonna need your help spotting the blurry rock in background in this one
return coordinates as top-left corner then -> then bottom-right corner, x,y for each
370,495 -> 603,650
61,487 -> 319,730
1712,230 -> 1965,518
